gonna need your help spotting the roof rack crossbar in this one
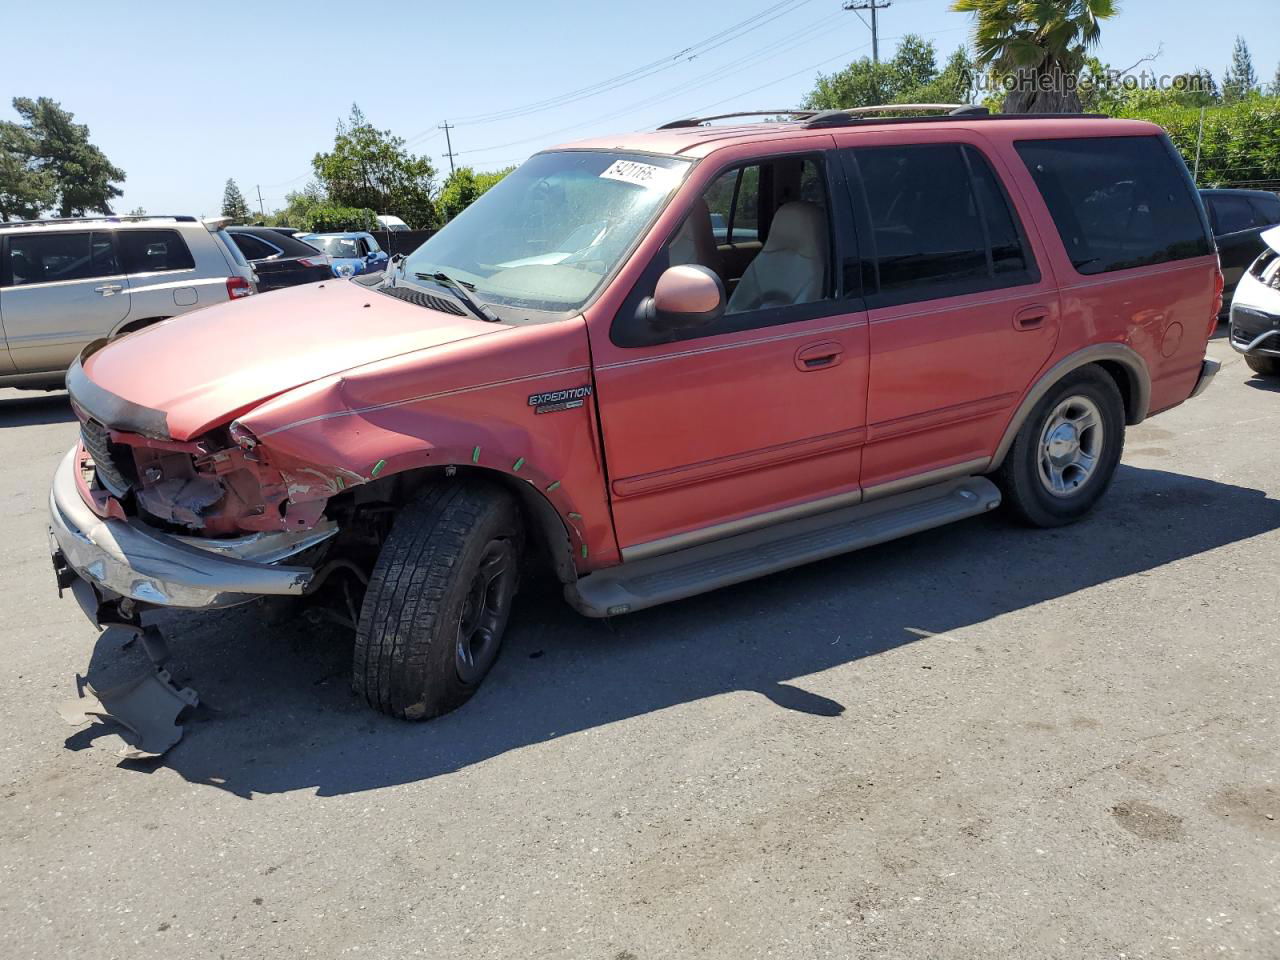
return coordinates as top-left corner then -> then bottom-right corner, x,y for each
0,214 -> 198,228
657,110 -> 815,130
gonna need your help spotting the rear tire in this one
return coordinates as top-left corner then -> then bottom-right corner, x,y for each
995,367 -> 1125,528
353,482 -> 522,720
1245,354 -> 1280,376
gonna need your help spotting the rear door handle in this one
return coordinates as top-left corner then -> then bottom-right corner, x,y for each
1014,304 -> 1048,330
795,340 -> 844,371
94,283 -> 123,297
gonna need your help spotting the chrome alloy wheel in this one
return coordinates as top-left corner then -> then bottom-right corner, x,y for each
455,539 -> 517,684
1037,395 -> 1104,498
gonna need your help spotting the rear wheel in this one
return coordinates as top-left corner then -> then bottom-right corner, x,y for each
995,367 -> 1125,527
1245,354 -> 1280,376
353,482 -> 522,720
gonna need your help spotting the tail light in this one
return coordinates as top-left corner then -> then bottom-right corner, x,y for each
1209,266 -> 1224,335
297,255 -> 331,268
226,276 -> 254,300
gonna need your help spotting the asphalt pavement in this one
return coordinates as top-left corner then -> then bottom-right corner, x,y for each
1,331 -> 1276,959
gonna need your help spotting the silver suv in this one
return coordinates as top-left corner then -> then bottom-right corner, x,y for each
0,215 -> 256,389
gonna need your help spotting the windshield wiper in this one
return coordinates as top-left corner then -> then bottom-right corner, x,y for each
415,271 -> 501,323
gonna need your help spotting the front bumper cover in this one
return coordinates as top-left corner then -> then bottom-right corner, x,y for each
48,446 -> 333,611
1229,303 -> 1280,357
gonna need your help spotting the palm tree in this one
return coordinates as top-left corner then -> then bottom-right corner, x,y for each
951,0 -> 1118,113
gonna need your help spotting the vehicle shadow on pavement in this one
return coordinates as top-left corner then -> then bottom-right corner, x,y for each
0,392 -> 75,429
66,463 -> 1280,798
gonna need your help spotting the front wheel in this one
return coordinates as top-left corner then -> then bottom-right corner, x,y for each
995,367 -> 1125,528
353,483 -> 522,720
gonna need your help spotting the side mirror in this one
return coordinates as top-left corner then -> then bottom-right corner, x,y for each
640,264 -> 725,332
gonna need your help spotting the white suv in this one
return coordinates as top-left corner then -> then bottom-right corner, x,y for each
0,215 -> 257,389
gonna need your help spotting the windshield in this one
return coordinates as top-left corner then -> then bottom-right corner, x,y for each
308,236 -> 361,258
401,150 -> 692,316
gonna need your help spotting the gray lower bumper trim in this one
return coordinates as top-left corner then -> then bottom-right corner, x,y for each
48,447 -> 322,609
1230,328 -> 1280,355
1189,357 -> 1221,399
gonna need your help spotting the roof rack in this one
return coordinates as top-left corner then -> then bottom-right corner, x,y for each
804,104 -> 988,127
657,110 -> 816,130
0,214 -> 198,229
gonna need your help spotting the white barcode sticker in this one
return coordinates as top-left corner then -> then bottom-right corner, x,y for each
599,159 -> 674,189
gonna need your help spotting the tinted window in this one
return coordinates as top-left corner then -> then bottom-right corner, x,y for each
1210,195 -> 1257,235
855,145 -> 995,298
1248,195 -> 1280,227
965,147 -> 1029,276
6,231 -> 119,286
1016,136 -> 1212,275
231,232 -> 281,260
119,229 -> 195,273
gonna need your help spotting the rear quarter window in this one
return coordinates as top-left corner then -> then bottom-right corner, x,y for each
1015,136 -> 1212,276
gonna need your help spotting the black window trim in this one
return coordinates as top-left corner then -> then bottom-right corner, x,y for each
608,148 -> 862,349
231,231 -> 284,262
840,141 -> 1042,311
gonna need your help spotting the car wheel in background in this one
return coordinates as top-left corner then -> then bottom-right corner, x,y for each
1245,354 -> 1280,376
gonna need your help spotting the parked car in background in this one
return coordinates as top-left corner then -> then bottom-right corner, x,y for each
227,226 -> 332,292
50,108 -> 1221,730
376,215 -> 410,232
301,231 -> 389,277
0,215 -> 255,389
1200,188 -> 1280,313
1228,225 -> 1280,375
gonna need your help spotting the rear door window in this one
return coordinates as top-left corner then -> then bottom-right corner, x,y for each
119,229 -> 196,273
847,143 -> 1038,305
1209,195 -> 1258,235
4,231 -> 119,286
1248,194 -> 1280,227
1015,136 -> 1212,275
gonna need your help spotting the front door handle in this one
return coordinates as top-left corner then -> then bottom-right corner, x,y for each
795,340 -> 844,371
1014,304 -> 1049,330
94,283 -> 123,297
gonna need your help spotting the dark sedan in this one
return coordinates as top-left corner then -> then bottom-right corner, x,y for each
227,227 -> 332,292
1200,188 -> 1280,314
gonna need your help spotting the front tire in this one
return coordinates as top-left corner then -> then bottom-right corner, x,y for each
995,367 -> 1125,528
353,483 -> 522,720
1245,354 -> 1280,376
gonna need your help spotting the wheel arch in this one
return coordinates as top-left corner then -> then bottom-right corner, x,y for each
363,464 -> 580,586
112,316 -> 172,338
989,343 -> 1149,472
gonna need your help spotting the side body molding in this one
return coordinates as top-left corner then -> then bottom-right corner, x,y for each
987,342 -> 1151,472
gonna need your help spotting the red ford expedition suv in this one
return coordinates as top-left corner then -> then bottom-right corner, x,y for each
50,107 -> 1222,730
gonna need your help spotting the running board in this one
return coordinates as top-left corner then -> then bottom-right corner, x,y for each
567,477 -> 1001,617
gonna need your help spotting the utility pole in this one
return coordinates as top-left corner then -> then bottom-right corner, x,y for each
439,122 -> 457,175
255,184 -> 265,217
843,0 -> 891,64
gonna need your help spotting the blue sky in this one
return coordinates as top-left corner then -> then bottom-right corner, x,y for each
2,0 -> 1275,217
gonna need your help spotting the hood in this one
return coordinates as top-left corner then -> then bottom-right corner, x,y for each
1265,225 -> 1280,255
77,279 -> 499,440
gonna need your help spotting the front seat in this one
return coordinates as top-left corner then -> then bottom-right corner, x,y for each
727,201 -> 827,313
668,197 -> 718,275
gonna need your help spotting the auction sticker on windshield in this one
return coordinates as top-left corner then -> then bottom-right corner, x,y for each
599,159 -> 676,189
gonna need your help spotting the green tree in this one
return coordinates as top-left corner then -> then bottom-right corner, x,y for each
312,104 -> 439,229
127,205 -> 146,216
951,0 -> 1117,113
221,178 -> 251,222
1222,36 -> 1258,102
0,96 -> 124,217
1273,62 -> 1280,96
437,165 -> 514,221
0,137 -> 55,221
805,35 -> 969,110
